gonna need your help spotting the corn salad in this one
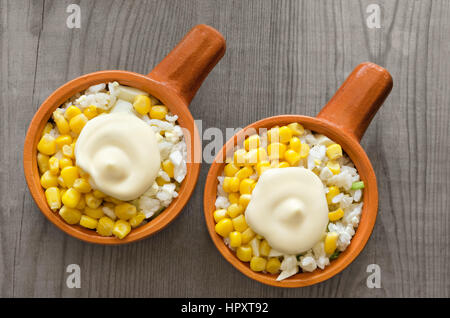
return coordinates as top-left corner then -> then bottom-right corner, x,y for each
214,123 -> 364,280
37,82 -> 187,239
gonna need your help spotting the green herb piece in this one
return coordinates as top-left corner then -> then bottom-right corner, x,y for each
351,181 -> 365,190
329,251 -> 340,260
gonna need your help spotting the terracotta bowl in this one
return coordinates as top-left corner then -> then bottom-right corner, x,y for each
204,62 -> 393,287
24,24 -> 225,244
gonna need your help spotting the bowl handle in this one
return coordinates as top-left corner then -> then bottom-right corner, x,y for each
147,24 -> 226,105
316,62 -> 393,142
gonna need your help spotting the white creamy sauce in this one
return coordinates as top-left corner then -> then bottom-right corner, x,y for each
75,112 -> 160,201
245,167 -> 329,255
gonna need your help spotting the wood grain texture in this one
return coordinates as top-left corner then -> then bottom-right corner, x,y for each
1,0 -> 449,297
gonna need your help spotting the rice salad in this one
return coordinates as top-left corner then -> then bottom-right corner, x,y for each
213,124 -> 364,281
37,82 -> 187,239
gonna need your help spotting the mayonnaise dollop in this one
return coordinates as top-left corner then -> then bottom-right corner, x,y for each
245,167 -> 329,255
75,112 -> 160,201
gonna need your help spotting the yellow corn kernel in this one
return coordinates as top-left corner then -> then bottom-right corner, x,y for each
79,215 -> 98,229
235,166 -> 253,180
129,212 -> 146,228
62,144 -> 74,158
42,122 -> 53,136
267,127 -> 280,143
238,194 -> 252,209
228,192 -> 240,204
255,147 -> 268,162
284,149 -> 301,166
57,176 -> 66,189
239,178 -> 255,195
314,159 -> 322,166
40,170 -> 58,189
149,105 -> 168,120
83,105 -> 98,119
55,135 -> 73,149
328,208 -> 345,221
250,256 -> 267,272
59,157 -> 73,169
326,144 -> 343,160
299,143 -> 310,158
156,176 -> 169,186
76,194 -> 86,209
266,258 -> 281,274
96,216 -> 114,236
233,149 -> 247,166
92,189 -> 106,199
326,186 -> 340,205
244,149 -> 258,164
287,122 -> 304,136
241,227 -> 256,244
37,134 -> 57,155
236,245 -> 253,262
227,203 -> 244,218
59,206 -> 82,225
84,207 -> 104,219
61,188 -> 81,208
112,220 -> 131,239
37,153 -> 50,173
229,231 -> 242,248
267,142 -> 286,160
60,166 -> 79,188
223,176 -> 240,193
114,203 -> 137,221
69,113 -> 88,134
72,178 -> 91,193
278,126 -> 292,143
45,187 -> 61,211
327,160 -> 340,175
85,192 -> 102,208
161,160 -> 174,178
53,111 -> 70,134
103,196 -> 123,205
64,106 -> 82,120
215,218 -> 234,237
244,135 -> 260,151
289,137 -> 301,152
325,232 -> 339,255
213,209 -> 228,223
48,156 -> 59,175
256,161 -> 271,175
259,239 -> 271,257
232,214 -> 248,232
224,163 -> 240,177
133,95 -> 151,115
277,161 -> 290,168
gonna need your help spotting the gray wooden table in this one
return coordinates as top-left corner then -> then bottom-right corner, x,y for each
1,0 -> 449,298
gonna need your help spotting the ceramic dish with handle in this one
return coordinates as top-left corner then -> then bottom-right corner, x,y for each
204,62 -> 392,287
24,24 -> 225,244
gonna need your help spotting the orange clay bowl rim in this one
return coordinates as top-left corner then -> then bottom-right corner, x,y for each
24,71 -> 201,244
204,61 -> 392,287
24,24 -> 226,244
204,115 -> 378,287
